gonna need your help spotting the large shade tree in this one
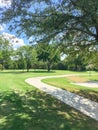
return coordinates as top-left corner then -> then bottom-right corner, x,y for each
1,0 -> 98,49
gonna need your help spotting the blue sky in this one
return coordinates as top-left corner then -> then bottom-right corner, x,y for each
0,23 -> 28,48
0,0 -> 53,46
0,0 -> 62,47
0,0 -> 29,48
0,0 -> 48,46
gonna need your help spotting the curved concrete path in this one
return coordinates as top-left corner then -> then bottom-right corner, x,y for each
25,74 -> 98,121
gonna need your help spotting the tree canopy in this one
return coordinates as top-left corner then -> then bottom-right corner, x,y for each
16,45 -> 37,71
36,43 -> 60,71
1,0 -> 98,49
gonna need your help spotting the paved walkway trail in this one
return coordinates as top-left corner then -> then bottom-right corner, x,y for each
25,74 -> 98,121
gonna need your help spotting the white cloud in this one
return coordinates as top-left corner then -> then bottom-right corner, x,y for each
0,24 -> 6,31
0,0 -> 11,8
0,25 -> 4,31
2,32 -> 25,49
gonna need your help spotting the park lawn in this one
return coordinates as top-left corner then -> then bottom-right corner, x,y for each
0,70 -> 98,130
42,74 -> 98,102
0,69 -> 89,92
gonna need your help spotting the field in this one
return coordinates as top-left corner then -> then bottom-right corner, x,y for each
0,70 -> 98,130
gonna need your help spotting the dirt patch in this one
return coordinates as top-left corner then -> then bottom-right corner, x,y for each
66,76 -> 98,88
66,76 -> 88,83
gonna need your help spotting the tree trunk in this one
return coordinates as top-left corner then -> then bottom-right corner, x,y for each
27,67 -> 29,72
47,62 -> 51,72
95,25 -> 98,41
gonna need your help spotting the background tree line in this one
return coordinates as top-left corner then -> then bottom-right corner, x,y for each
0,35 -> 98,72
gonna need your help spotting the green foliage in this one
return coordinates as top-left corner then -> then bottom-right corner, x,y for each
83,49 -> 98,71
65,53 -> 86,71
51,61 -> 67,70
1,0 -> 98,69
36,43 -> 60,71
0,64 -> 3,70
1,0 -> 98,47
16,45 -> 37,71
0,36 -> 13,69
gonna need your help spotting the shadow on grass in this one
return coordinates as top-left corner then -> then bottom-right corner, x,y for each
90,80 -> 98,82
0,90 -> 98,130
60,87 -> 98,103
32,70 -> 55,73
0,70 -> 55,74
73,89 -> 98,103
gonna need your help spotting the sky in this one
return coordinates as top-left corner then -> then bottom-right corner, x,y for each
0,0 -> 49,47
0,0 -> 28,49
0,0 -> 61,48
0,0 -> 11,8
0,0 -> 58,47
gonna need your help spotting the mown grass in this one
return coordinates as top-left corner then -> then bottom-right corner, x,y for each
0,70 -> 98,130
0,69 -> 88,92
43,73 -> 98,102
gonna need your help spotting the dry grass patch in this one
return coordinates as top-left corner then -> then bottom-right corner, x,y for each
66,76 -> 88,83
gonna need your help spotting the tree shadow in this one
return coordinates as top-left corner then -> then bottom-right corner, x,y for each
0,70 -> 26,74
61,87 -> 98,103
73,89 -> 98,103
0,70 -> 56,74
90,80 -> 98,82
0,90 -> 98,130
32,70 -> 55,73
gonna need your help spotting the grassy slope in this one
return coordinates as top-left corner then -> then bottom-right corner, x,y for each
0,70 -> 98,130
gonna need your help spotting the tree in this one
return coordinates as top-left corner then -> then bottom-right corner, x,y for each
17,45 -> 37,72
1,0 -> 98,49
0,36 -> 13,70
36,43 -> 60,71
65,52 -> 86,71
85,49 -> 98,71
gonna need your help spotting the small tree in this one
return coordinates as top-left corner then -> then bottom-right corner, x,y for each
65,53 -> 86,71
36,43 -> 60,71
17,45 -> 37,72
0,36 -> 13,70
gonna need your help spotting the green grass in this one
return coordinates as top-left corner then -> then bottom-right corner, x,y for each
81,74 -> 98,81
43,74 -> 98,102
0,70 -> 98,130
0,69 -> 89,92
